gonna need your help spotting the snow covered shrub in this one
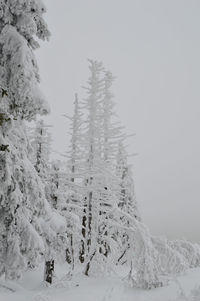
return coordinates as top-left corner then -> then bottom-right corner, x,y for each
152,236 -> 200,280
152,236 -> 189,276
169,240 -> 200,269
124,222 -> 164,289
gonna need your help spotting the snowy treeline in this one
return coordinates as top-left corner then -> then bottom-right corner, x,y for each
0,0 -> 200,291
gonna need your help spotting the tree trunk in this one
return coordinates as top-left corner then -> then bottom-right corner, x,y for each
85,191 -> 92,255
44,260 -> 54,284
66,248 -> 71,264
84,251 -> 96,276
66,234 -> 75,271
79,200 -> 87,263
84,191 -> 93,275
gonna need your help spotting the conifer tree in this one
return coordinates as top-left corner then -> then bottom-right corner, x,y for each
101,71 -> 124,163
79,61 -> 162,286
65,93 -> 83,183
78,61 -> 126,275
0,0 -> 64,281
80,60 -> 105,274
116,142 -> 140,220
63,94 -> 84,268
30,120 -> 55,284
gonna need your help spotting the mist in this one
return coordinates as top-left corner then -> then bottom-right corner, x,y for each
36,0 -> 200,243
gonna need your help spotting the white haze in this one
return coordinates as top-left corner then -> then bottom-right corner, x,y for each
36,0 -> 200,243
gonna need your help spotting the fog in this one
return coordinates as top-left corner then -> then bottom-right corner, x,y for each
36,0 -> 200,243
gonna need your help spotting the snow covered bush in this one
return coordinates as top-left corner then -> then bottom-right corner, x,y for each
169,240 -> 200,269
152,236 -> 200,278
152,236 -> 189,276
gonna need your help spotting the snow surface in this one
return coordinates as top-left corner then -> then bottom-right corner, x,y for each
1,264 -> 200,301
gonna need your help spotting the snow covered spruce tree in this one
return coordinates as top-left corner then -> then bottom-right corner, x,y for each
0,0 -> 64,281
101,71 -> 124,163
30,120 -> 67,284
63,93 -> 84,270
100,68 -> 163,288
116,142 -> 140,221
78,60 -> 122,275
78,60 -> 105,274
114,142 -> 141,265
77,60 -> 163,287
64,93 -> 83,183
70,60 -> 133,276
98,70 -> 127,264
62,61 -> 136,279
42,157 -> 79,276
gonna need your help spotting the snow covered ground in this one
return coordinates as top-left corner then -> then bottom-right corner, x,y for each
1,265 -> 200,301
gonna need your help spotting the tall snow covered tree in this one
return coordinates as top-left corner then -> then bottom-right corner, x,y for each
63,93 -> 84,269
78,61 -> 127,275
114,142 -> 140,265
30,120 -> 59,284
77,61 -> 163,287
64,93 -> 83,183
98,70 -> 125,262
101,71 -> 124,164
116,142 -> 140,221
0,0 -> 65,281
80,60 -> 106,274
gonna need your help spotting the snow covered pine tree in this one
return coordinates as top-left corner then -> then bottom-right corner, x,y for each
80,60 -> 110,275
30,120 -> 66,284
0,0 -> 65,282
63,93 -> 83,268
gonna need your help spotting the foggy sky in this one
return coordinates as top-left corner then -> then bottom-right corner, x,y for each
36,0 -> 200,243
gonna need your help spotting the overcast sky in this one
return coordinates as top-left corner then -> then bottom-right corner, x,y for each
36,0 -> 200,243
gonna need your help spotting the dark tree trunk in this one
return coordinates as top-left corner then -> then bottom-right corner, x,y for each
84,251 -> 96,276
85,261 -> 90,276
84,190 -> 93,276
66,248 -> 71,264
44,260 -> 54,284
79,201 -> 87,263
70,235 -> 74,270
86,191 -> 92,252
66,234 -> 75,270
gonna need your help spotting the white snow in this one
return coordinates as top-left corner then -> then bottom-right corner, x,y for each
1,265 -> 200,301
